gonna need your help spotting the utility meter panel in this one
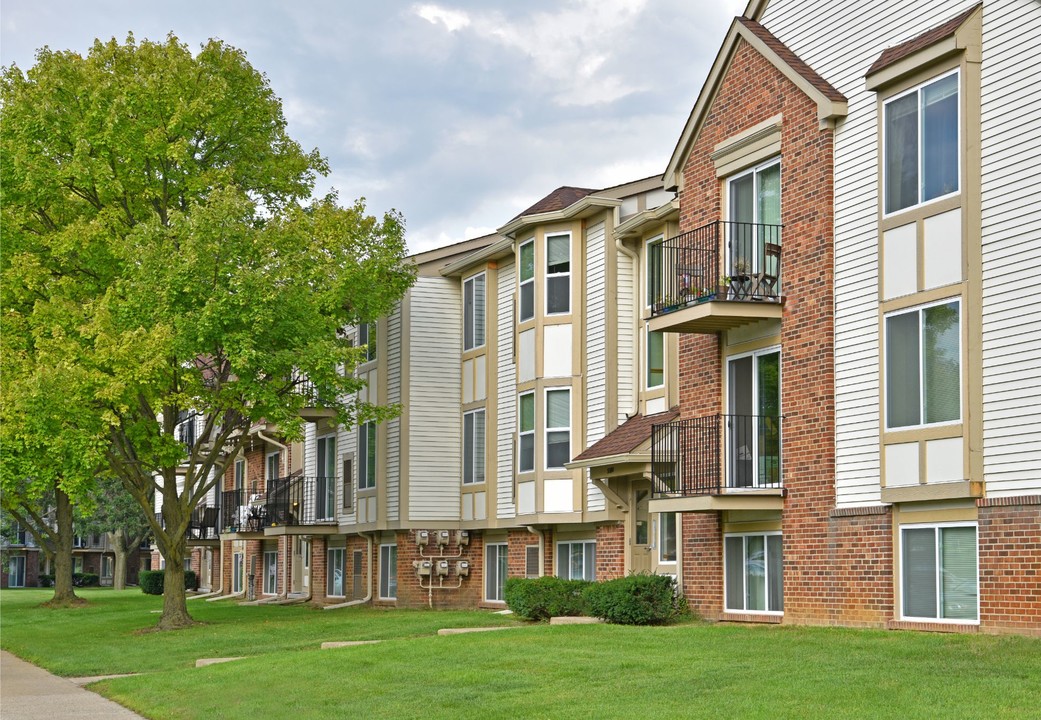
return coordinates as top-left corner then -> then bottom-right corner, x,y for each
437,530 -> 451,547
416,530 -> 429,547
435,560 -> 450,577
456,530 -> 470,546
414,560 -> 432,576
456,560 -> 470,577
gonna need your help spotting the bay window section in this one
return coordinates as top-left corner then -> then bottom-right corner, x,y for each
546,233 -> 570,315
463,409 -> 486,485
545,388 -> 571,470
518,392 -> 535,473
725,533 -> 783,613
885,300 -> 961,429
884,71 -> 959,214
901,524 -> 977,621
463,273 -> 486,351
519,240 -> 535,322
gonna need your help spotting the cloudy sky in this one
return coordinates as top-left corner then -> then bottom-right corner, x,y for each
2,0 -> 746,254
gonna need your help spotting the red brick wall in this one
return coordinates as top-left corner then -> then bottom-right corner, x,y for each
390,530 -> 485,609
595,524 -> 625,581
310,536 -> 327,603
1,550 -> 40,588
821,507 -> 893,627
978,497 -> 1041,635
507,528 -> 552,578
675,38 -> 839,625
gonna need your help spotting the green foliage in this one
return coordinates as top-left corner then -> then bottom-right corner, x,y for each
504,576 -> 591,621
139,570 -> 197,594
73,572 -> 100,587
39,574 -> 54,588
583,573 -> 688,625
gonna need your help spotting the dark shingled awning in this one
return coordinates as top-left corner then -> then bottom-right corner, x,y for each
572,408 -> 680,463
511,186 -> 598,221
866,3 -> 981,76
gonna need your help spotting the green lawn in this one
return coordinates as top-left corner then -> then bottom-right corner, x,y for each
3,589 -> 1040,720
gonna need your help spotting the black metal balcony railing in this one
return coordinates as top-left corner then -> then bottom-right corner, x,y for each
188,504 -> 220,540
266,476 -> 338,527
650,221 -> 782,315
651,414 -> 782,497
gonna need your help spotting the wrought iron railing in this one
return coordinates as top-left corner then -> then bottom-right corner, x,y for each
649,221 -> 782,315
187,504 -> 221,540
265,476 -> 337,527
221,489 -> 265,532
651,414 -> 782,497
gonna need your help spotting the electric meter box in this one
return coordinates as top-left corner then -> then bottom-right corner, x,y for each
456,530 -> 470,546
414,560 -> 432,576
437,530 -> 451,546
456,560 -> 471,577
416,530 -> 430,546
435,560 -> 450,577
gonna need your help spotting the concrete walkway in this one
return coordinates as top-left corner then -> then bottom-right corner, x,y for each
1,651 -> 145,719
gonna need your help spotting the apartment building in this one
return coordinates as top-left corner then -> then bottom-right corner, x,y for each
2,524 -> 39,589
649,0 -> 1040,633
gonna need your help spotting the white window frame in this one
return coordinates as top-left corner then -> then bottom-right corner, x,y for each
544,387 -> 571,471
232,552 -> 244,594
263,550 -> 278,595
379,544 -> 397,600
327,547 -> 346,598
463,272 -> 486,352
657,512 -> 678,565
882,68 -> 961,218
645,234 -> 665,308
462,408 -> 486,485
265,450 -> 281,484
518,391 -> 535,474
723,531 -> 783,615
485,542 -> 508,602
544,232 -> 571,316
555,540 -> 596,581
234,458 -> 245,492
899,521 -> 979,624
102,555 -> 114,579
646,327 -> 665,391
358,421 -> 377,490
518,239 -> 535,323
358,322 -> 377,363
884,298 -> 962,430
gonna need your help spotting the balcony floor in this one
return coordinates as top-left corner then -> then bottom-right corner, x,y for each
648,298 -> 782,334
649,487 -> 784,513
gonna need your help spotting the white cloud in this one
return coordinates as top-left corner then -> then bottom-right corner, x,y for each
413,4 -> 471,32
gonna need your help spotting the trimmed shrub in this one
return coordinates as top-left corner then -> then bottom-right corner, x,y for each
72,572 -> 100,587
184,570 -> 198,591
39,574 -> 54,588
139,570 -> 164,595
583,573 -> 688,625
504,576 -> 591,621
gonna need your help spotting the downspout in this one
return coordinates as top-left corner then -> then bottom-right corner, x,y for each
323,532 -> 374,610
524,526 -> 545,577
615,234 -> 641,418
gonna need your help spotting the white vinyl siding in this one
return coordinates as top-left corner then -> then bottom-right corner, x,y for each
979,0 -> 1041,496
760,0 -> 984,508
496,260 -> 518,518
408,278 -> 462,520
616,245 -> 635,425
386,305 -> 402,521
585,221 -> 607,513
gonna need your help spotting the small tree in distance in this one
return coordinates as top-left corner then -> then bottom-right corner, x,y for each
1,34 -> 415,628
76,477 -> 152,590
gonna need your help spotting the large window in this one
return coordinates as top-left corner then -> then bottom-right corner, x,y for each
901,524 -> 977,622
545,388 -> 571,469
379,544 -> 397,600
728,159 -> 781,277
358,322 -> 377,363
7,556 -> 25,588
485,543 -> 508,602
463,409 -> 486,485
327,548 -> 346,597
519,239 -> 535,322
546,233 -> 571,314
316,435 -> 337,520
518,392 -> 535,473
463,273 -> 486,351
727,348 -> 781,488
886,300 -> 961,429
556,541 -> 596,581
358,421 -> 377,490
885,70 -> 959,214
263,551 -> 278,595
725,533 -> 783,613
658,513 -> 677,564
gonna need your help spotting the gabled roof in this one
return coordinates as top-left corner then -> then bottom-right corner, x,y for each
572,408 -> 680,463
867,4 -> 981,76
663,15 -> 846,190
512,186 -> 598,220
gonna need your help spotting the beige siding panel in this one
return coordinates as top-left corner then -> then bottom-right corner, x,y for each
585,221 -> 607,512
386,304 -> 402,521
408,278 -> 462,520
337,425 -> 358,524
497,260 -> 518,519
616,246 -> 635,425
981,0 -> 1041,496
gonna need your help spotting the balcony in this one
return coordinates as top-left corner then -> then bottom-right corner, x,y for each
647,221 -> 783,334
264,476 -> 339,531
649,414 -> 784,513
187,504 -> 220,542
294,377 -> 337,423
221,489 -> 265,533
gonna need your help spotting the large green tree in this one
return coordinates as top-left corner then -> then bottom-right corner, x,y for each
1,34 -> 415,628
75,476 -> 152,590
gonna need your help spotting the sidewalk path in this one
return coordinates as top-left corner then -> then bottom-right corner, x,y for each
1,650 -> 145,719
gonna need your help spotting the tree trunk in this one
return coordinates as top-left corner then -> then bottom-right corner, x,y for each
156,531 -> 194,629
109,531 -> 128,591
44,488 -> 83,607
